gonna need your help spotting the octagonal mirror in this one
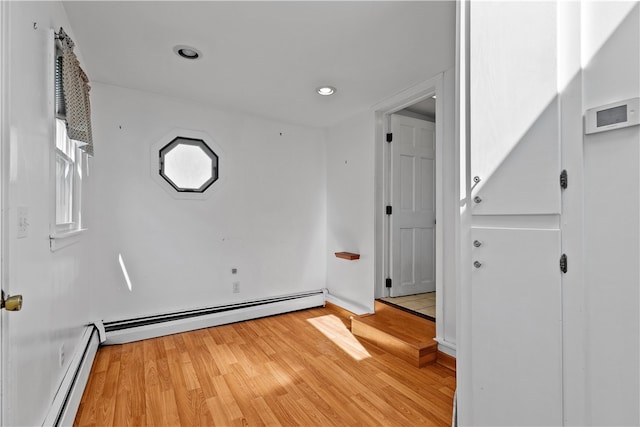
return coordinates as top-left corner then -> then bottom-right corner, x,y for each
159,137 -> 218,193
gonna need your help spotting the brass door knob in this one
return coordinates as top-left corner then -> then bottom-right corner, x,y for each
1,291 -> 23,311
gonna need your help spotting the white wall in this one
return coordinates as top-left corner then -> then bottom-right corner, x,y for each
1,2 -> 93,425
89,84 -> 327,322
325,72 -> 458,343
325,111 -> 376,312
581,2 -> 639,424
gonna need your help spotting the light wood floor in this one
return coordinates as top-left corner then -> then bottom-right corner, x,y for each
74,304 -> 455,426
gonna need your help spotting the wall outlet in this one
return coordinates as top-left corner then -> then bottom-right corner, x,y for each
232,282 -> 240,293
59,344 -> 65,367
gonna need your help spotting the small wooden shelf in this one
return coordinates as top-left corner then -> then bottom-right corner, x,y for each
335,252 -> 360,260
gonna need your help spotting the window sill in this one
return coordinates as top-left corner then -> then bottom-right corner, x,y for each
49,228 -> 87,252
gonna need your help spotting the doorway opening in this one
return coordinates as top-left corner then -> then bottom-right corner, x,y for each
374,75 -> 444,329
379,96 -> 438,321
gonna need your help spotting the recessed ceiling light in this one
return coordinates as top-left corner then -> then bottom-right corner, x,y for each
316,86 -> 336,96
173,45 -> 201,60
432,95 -> 437,99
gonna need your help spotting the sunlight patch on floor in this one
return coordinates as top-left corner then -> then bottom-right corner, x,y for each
307,314 -> 371,361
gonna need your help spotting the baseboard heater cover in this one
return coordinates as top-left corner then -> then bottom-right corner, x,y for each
104,289 -> 327,345
42,325 -> 100,427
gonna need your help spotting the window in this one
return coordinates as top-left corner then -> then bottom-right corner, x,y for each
54,119 -> 82,232
53,46 -> 84,235
159,137 -> 219,193
150,130 -> 222,200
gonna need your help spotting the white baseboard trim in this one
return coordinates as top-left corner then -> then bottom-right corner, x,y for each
324,292 -> 372,315
435,337 -> 457,357
42,326 -> 100,427
104,290 -> 326,345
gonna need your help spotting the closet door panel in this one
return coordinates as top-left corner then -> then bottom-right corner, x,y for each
470,227 -> 563,425
470,1 -> 560,216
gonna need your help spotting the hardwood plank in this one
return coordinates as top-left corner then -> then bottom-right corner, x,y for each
187,346 -> 220,398
205,396 -> 233,426
352,301 -> 438,367
222,370 -> 265,425
381,384 -> 448,425
437,349 -> 457,372
95,354 -> 120,425
74,370 -> 106,426
290,395 -> 338,426
350,391 -> 414,427
262,394 -> 300,426
112,345 -> 141,426
374,371 -> 452,424
130,342 -> 147,415
210,375 -> 245,422
250,396 -> 282,426
164,345 -> 196,426
75,306 -> 455,427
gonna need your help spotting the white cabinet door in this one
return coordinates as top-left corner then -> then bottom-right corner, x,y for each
467,2 -> 564,425
470,1 -> 561,216
390,114 -> 436,297
470,227 -> 563,426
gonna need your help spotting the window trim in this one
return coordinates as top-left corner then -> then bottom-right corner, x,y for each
52,118 -> 86,241
159,136 -> 219,193
54,119 -> 81,232
150,129 -> 224,201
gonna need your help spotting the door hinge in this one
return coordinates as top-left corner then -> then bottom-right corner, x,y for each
385,278 -> 392,288
386,133 -> 393,143
386,205 -> 392,215
560,254 -> 568,274
560,170 -> 568,189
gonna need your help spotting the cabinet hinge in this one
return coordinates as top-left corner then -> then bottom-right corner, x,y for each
560,254 -> 568,274
386,205 -> 392,215
385,278 -> 392,288
560,170 -> 568,190
386,133 -> 393,143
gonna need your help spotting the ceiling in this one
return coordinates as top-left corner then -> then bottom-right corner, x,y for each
63,1 -> 455,128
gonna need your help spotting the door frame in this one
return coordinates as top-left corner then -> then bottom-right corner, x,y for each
373,73 -> 444,313
0,1 -> 8,423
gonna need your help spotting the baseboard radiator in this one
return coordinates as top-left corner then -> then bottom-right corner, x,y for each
103,289 -> 327,345
42,289 -> 326,425
42,325 -> 100,427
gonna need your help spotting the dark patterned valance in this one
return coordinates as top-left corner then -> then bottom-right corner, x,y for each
56,28 -> 94,156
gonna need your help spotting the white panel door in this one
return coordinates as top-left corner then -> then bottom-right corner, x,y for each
470,227 -> 563,426
470,1 -> 560,216
390,114 -> 435,297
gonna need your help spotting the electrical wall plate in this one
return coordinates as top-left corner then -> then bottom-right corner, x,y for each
585,97 -> 640,134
